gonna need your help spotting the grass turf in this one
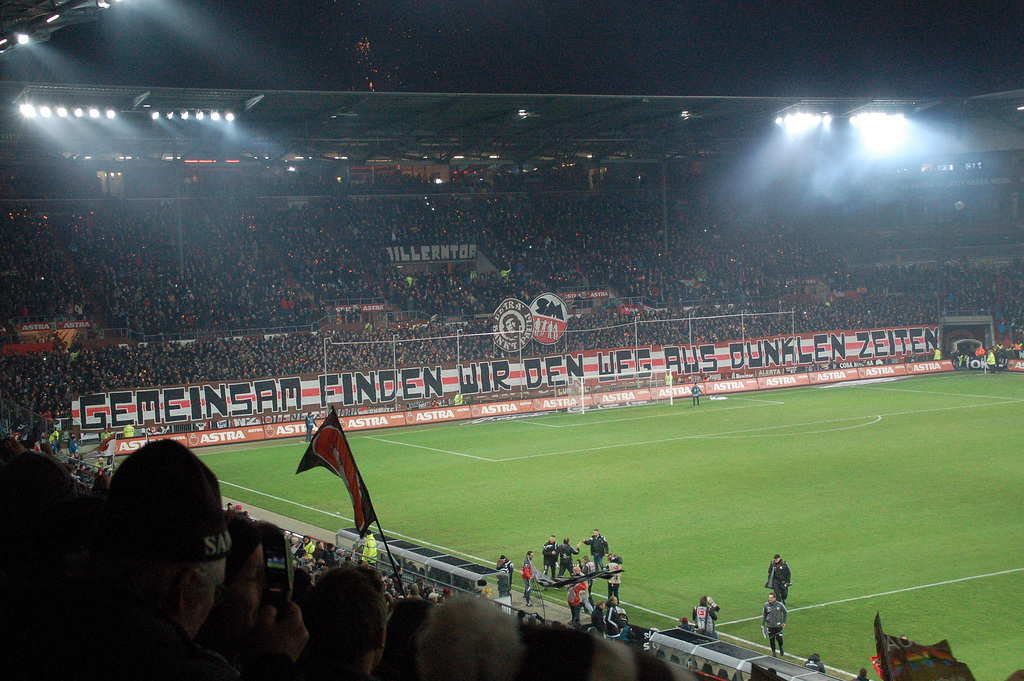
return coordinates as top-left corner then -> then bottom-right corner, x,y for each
201,371 -> 1024,679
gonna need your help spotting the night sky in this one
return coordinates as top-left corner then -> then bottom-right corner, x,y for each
3,0 -> 1024,97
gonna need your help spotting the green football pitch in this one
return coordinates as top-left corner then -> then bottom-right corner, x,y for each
201,371 -> 1024,680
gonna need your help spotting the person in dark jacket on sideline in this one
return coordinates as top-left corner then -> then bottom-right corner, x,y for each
766,553 -> 791,603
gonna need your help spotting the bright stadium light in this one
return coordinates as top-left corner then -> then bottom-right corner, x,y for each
225,112 -> 235,121
210,111 -> 220,121
151,111 -> 160,120
88,108 -> 100,118
16,33 -> 29,45
851,112 -> 907,154
20,103 -> 36,117
196,110 -> 204,120
39,106 -> 52,117
105,109 -> 116,119
73,107 -> 84,117
181,110 -> 189,120
56,107 -> 67,117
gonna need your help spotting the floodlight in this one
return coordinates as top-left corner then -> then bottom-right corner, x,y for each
73,107 -> 83,117
210,111 -> 220,121
166,111 -> 174,119
105,109 -> 116,119
225,112 -> 235,121
40,106 -> 52,117
151,111 -> 160,120
196,110 -> 204,120
181,111 -> 189,120
56,107 -> 67,117
20,104 -> 36,117
16,33 -> 29,45
47,14 -> 60,23
88,108 -> 100,118
851,112 -> 907,154
97,0 -> 110,7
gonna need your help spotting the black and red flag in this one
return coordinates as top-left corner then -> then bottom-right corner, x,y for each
296,409 -> 376,534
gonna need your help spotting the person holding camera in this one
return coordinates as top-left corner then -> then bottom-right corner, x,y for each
198,514 -> 309,673
692,595 -> 719,639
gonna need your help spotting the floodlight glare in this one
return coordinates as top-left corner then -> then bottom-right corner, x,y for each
166,111 -> 174,119
105,109 -> 116,119
20,104 -> 36,117
225,112 -> 235,121
851,112 -> 907,154
196,110 -> 204,120
40,106 -> 52,117
88,108 -> 100,118
73,107 -> 83,117
210,111 -> 220,121
151,111 -> 160,120
16,33 -> 29,45
181,111 -> 189,120
56,107 -> 67,117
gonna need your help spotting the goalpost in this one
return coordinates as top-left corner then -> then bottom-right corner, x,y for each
568,377 -> 586,415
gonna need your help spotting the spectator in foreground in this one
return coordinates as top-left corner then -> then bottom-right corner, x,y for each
197,514 -> 308,674
374,596 -> 434,681
417,597 -> 687,681
302,563 -> 388,681
6,440 -> 303,681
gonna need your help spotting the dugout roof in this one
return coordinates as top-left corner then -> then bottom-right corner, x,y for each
2,81 -> 1024,166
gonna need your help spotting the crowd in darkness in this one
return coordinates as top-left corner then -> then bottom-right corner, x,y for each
1,193 -> 1023,421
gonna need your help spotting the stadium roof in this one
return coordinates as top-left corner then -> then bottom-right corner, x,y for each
2,81 -> 1024,166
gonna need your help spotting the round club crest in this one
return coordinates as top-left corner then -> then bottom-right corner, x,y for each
530,292 -> 569,344
492,298 -> 534,352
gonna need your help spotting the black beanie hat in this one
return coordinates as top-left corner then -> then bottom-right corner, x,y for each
95,440 -> 230,562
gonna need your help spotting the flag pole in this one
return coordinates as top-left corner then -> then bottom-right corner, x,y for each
373,518 -> 406,597
296,407 -> 403,595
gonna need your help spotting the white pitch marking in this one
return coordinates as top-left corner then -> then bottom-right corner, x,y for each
363,436 -> 497,462
217,480 -> 498,564
717,566 -> 1024,626
698,415 -> 883,439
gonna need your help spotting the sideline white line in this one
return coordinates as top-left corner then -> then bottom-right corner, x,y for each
718,566 -> 1024,625
363,436 -> 496,462
217,480 -> 499,565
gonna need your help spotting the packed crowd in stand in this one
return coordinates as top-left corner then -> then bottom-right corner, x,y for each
1,192 -> 1023,424
2,179 -> 1023,681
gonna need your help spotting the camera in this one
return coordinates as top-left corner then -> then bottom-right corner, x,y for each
259,523 -> 294,610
